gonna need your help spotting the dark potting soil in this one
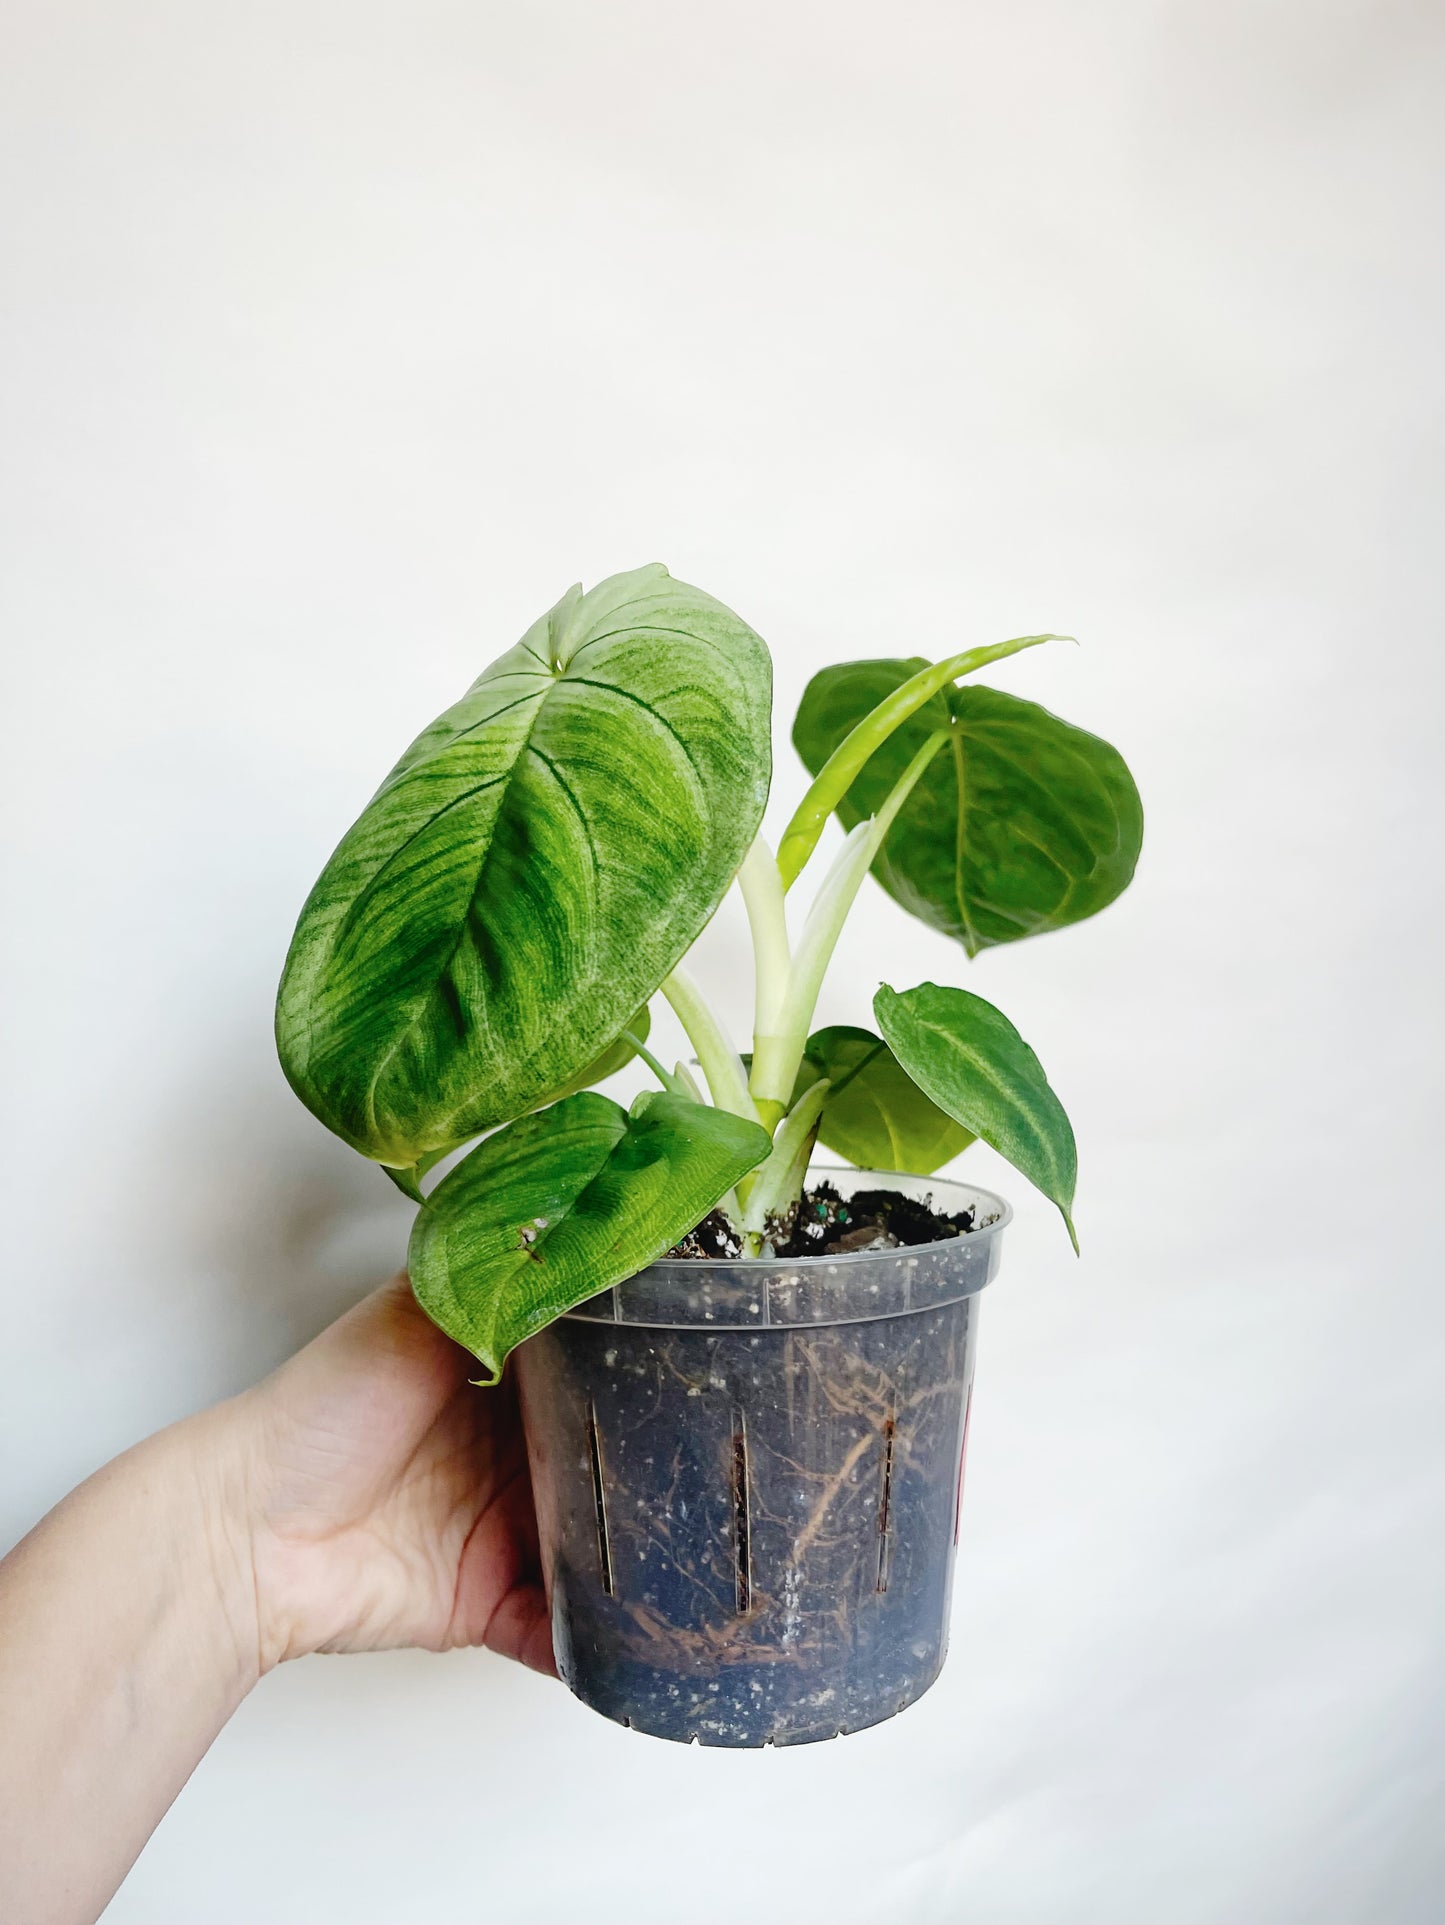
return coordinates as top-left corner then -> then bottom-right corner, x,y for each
666,1180 -> 976,1261
667,1212 -> 745,1260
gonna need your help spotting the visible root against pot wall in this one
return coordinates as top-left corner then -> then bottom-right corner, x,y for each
876,1409 -> 897,1594
514,1227 -> 996,1746
586,1398 -> 614,1597
731,1406 -> 753,1615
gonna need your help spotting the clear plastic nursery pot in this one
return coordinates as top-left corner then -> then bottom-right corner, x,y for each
513,1169 -> 1009,1747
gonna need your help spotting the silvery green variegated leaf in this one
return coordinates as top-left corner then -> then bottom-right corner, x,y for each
874,982 -> 1078,1247
380,1005 -> 654,1203
802,1025 -> 976,1174
408,1091 -> 771,1380
792,661 -> 1142,957
276,566 -> 771,1166
532,1005 -> 652,1108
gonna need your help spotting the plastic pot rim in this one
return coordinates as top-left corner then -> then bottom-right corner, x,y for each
562,1167 -> 1012,1332
643,1166 -> 1012,1273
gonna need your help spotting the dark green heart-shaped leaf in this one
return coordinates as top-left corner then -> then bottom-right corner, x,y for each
407,1091 -> 771,1380
277,565 -> 772,1165
793,660 -> 1142,957
874,982 -> 1078,1247
801,1024 -> 976,1175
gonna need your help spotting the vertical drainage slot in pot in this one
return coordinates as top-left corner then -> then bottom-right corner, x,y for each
953,1382 -> 973,1547
731,1406 -> 753,1615
875,1411 -> 897,1594
585,1398 -> 614,1597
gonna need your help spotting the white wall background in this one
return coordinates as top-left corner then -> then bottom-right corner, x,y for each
3,2 -> 1443,1919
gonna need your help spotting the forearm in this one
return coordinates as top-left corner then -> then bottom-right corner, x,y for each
0,1278 -> 552,1922
0,1404 -> 260,1925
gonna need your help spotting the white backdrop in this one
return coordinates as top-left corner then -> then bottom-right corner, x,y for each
3,3 -> 1443,1920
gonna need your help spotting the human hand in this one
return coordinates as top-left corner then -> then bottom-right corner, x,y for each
229,1276 -> 555,1676
0,1275 -> 554,1925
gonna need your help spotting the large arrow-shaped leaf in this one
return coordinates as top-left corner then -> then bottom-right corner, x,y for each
408,1091 -> 771,1380
802,1025 -> 976,1175
874,983 -> 1078,1247
277,565 -> 772,1166
793,660 -> 1142,957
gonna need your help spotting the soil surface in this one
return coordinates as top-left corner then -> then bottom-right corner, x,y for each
666,1181 -> 977,1261
667,1212 -> 745,1260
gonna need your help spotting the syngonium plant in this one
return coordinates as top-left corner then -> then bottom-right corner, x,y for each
277,564 -> 1142,1381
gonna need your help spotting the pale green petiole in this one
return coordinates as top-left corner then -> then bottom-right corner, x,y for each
660,966 -> 760,1125
622,1030 -> 693,1099
749,728 -> 949,1116
737,835 -> 790,1036
670,1059 -> 706,1105
741,1077 -> 831,1253
774,633 -> 1068,889
670,641 -> 1077,1241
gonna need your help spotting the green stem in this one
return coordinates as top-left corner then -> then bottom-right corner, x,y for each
775,633 -> 1067,889
622,1030 -> 689,1097
380,1144 -> 448,1204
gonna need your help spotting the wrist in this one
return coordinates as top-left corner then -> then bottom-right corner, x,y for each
150,1397 -> 268,1695
202,1384 -> 327,1676
0,1393 -> 267,1922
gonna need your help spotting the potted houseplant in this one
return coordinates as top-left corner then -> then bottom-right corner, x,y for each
276,563 -> 1142,1746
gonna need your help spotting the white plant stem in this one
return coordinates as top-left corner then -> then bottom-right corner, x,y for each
737,835 -> 791,1034
748,729 -> 948,1117
663,722 -> 946,1243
